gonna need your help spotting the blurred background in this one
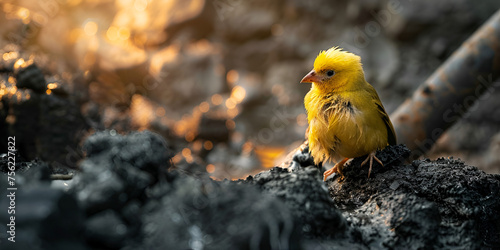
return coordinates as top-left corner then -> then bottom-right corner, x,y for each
1,0 -> 500,179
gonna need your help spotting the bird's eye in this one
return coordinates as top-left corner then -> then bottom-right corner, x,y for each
326,70 -> 335,77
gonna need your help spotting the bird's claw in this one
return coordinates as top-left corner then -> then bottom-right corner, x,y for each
361,152 -> 383,178
323,158 -> 349,181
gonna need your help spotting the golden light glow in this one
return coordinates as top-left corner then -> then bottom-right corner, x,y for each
192,140 -> 202,151
17,8 -> 30,24
206,164 -> 215,173
118,27 -> 130,40
84,21 -> 98,36
134,12 -> 149,29
130,94 -> 155,129
227,107 -> 239,118
8,76 -> 16,84
32,12 -> 47,26
67,0 -> 82,6
68,28 -> 83,44
134,0 -> 148,11
199,101 -> 210,113
211,94 -> 223,105
225,98 -> 236,109
9,86 -> 17,95
182,148 -> 192,158
46,89 -> 52,95
117,0 -> 133,7
3,3 -> 14,13
2,51 -> 18,61
13,58 -> 25,70
204,140 -> 213,150
181,147 -> 194,163
242,141 -> 253,154
230,86 -> 246,103
172,154 -> 182,164
106,26 -> 119,41
47,83 -> 58,89
185,132 -> 195,142
187,39 -> 213,55
150,44 -> 179,76
226,70 -> 239,85
254,146 -> 287,169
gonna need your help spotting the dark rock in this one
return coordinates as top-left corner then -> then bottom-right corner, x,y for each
0,153 -> 49,179
82,130 -> 174,178
327,146 -> 500,249
38,93 -> 87,169
291,145 -> 315,169
196,113 -> 230,142
1,130 -> 500,249
0,185 -> 86,250
72,130 -> 173,215
14,62 -> 46,93
1,85 -> 41,160
85,210 -> 129,249
248,167 -> 347,238
0,57 -> 87,169
142,176 -> 301,250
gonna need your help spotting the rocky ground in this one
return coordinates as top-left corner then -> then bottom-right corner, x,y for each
1,130 -> 499,249
1,0 -> 500,178
1,0 -> 500,249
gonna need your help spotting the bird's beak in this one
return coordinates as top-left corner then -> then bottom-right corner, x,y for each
300,70 -> 321,83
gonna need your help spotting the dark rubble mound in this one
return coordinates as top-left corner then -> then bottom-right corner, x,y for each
142,177 -> 301,250
325,146 -> 500,249
244,167 -> 347,239
74,130 -> 302,249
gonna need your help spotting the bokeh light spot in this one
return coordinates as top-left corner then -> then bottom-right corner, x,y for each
225,98 -> 236,109
106,26 -> 119,41
204,141 -> 213,150
199,101 -> 210,113
206,164 -> 215,173
84,21 -> 98,36
118,27 -> 130,40
211,94 -> 223,105
231,86 -> 246,103
226,70 -> 239,85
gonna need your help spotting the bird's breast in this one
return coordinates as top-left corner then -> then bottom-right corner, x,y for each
306,91 -> 385,159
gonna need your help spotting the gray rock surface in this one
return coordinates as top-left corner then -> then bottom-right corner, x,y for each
1,131 -> 499,249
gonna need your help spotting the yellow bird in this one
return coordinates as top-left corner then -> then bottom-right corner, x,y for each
301,47 -> 396,181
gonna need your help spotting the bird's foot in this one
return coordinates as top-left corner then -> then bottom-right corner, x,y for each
360,151 -> 383,178
323,158 -> 349,181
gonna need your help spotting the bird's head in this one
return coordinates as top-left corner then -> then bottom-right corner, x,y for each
301,47 -> 364,92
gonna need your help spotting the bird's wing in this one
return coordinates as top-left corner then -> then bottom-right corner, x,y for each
375,102 -> 397,145
367,87 -> 397,146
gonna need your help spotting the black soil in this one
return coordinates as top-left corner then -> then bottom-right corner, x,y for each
1,131 -> 500,249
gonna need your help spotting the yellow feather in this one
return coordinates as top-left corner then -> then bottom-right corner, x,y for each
302,46 -> 396,170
